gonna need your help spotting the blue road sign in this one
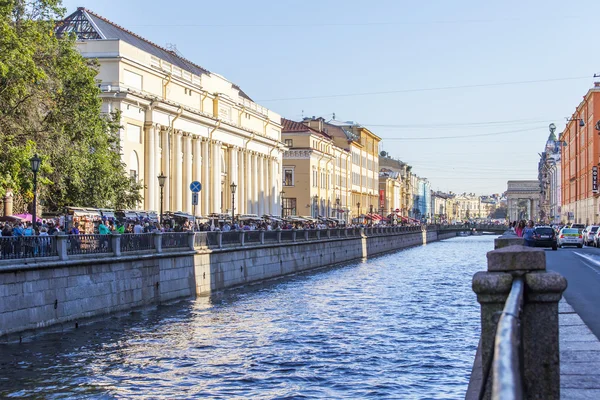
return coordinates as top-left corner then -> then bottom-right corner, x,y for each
190,181 -> 202,193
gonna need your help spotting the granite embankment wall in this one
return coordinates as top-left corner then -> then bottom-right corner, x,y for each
0,228 -> 457,339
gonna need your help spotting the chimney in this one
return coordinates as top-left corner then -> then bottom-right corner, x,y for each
306,117 -> 324,132
595,82 -> 600,88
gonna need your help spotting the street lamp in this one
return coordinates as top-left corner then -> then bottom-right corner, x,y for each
357,202 -> 361,218
30,154 -> 41,226
280,190 -> 285,217
313,195 -> 319,218
157,172 -> 166,225
335,198 -> 340,219
230,182 -> 237,224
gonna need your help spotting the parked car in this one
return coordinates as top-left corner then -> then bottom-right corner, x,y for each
557,228 -> 583,248
583,225 -> 600,246
532,226 -> 557,250
570,223 -> 586,233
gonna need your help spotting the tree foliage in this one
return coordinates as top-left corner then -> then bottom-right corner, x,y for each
0,0 -> 142,213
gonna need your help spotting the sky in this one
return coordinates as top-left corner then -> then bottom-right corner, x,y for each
61,0 -> 600,195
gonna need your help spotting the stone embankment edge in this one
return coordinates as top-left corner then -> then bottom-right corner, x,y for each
0,229 -> 457,341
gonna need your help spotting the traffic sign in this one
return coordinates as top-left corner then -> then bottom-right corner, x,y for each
190,181 -> 202,193
192,192 -> 199,205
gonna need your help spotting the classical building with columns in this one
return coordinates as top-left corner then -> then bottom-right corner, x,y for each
57,8 -> 284,216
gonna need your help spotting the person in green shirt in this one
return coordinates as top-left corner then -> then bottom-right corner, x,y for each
98,221 -> 111,235
115,221 -> 125,234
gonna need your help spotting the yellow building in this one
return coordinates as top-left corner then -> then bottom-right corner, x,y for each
281,118 -> 350,220
58,8 -> 284,216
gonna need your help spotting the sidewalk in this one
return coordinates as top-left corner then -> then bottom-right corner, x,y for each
559,299 -> 600,399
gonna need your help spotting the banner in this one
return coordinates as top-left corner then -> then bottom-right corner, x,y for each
593,166 -> 598,194
379,190 -> 385,207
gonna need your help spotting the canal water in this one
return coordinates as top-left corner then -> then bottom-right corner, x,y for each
0,235 -> 494,399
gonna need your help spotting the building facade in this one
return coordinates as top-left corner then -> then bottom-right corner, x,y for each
281,118 -> 350,220
59,8 -> 285,217
539,124 -> 564,224
560,84 -> 600,225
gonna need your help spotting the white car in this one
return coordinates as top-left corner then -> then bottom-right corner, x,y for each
583,225 -> 600,246
558,228 -> 583,248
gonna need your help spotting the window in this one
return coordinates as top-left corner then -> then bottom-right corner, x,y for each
284,139 -> 293,147
283,168 -> 294,186
313,170 -> 318,187
282,198 -> 297,217
130,170 -> 138,182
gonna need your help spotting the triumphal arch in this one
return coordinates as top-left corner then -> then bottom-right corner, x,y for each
506,180 -> 541,222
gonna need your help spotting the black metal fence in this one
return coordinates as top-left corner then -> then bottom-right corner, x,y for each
0,226 -> 448,262
68,234 -> 112,255
121,233 -> 155,252
0,236 -> 58,260
161,233 -> 188,249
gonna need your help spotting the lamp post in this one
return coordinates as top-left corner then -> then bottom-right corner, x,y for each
335,198 -> 340,219
313,195 -> 319,218
30,154 -> 41,226
357,202 -> 361,220
157,172 -> 166,225
566,117 -> 585,223
230,182 -> 237,224
280,190 -> 285,217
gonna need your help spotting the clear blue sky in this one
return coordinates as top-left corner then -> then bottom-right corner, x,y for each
62,0 -> 600,195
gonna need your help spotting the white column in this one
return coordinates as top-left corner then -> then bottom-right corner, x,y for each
161,127 -> 171,212
230,147 -> 238,215
202,139 -> 210,215
257,155 -> 263,216
144,123 -> 156,212
252,153 -> 259,214
154,124 -> 161,211
212,141 -> 222,213
183,134 -> 192,214
246,150 -> 253,214
238,150 -> 245,214
173,131 -> 182,212
193,137 -> 202,216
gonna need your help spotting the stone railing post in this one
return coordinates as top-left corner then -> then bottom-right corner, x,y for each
344,228 -> 349,238
276,228 -> 282,243
111,233 -> 121,257
239,231 -> 245,247
304,229 -> 309,241
260,229 -> 265,244
56,233 -> 68,261
217,231 -> 223,248
316,229 -> 321,240
327,228 -> 331,239
153,231 -> 162,253
292,228 -> 297,242
471,244 -> 567,400
360,227 -> 365,238
187,231 -> 195,250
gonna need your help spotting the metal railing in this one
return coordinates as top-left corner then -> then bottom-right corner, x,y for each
483,277 -> 525,400
68,234 -> 112,255
0,236 -> 58,259
120,233 -> 155,252
161,232 -> 189,249
0,226 -> 441,261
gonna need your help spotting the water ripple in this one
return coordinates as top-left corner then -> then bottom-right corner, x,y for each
0,236 -> 492,399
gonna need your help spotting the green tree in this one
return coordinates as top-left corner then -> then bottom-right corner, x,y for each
0,0 -> 142,214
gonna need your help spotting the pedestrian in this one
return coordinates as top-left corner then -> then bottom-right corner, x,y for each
515,220 -> 526,237
523,220 -> 536,247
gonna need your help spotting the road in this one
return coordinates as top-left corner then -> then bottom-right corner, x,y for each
546,244 -> 600,340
